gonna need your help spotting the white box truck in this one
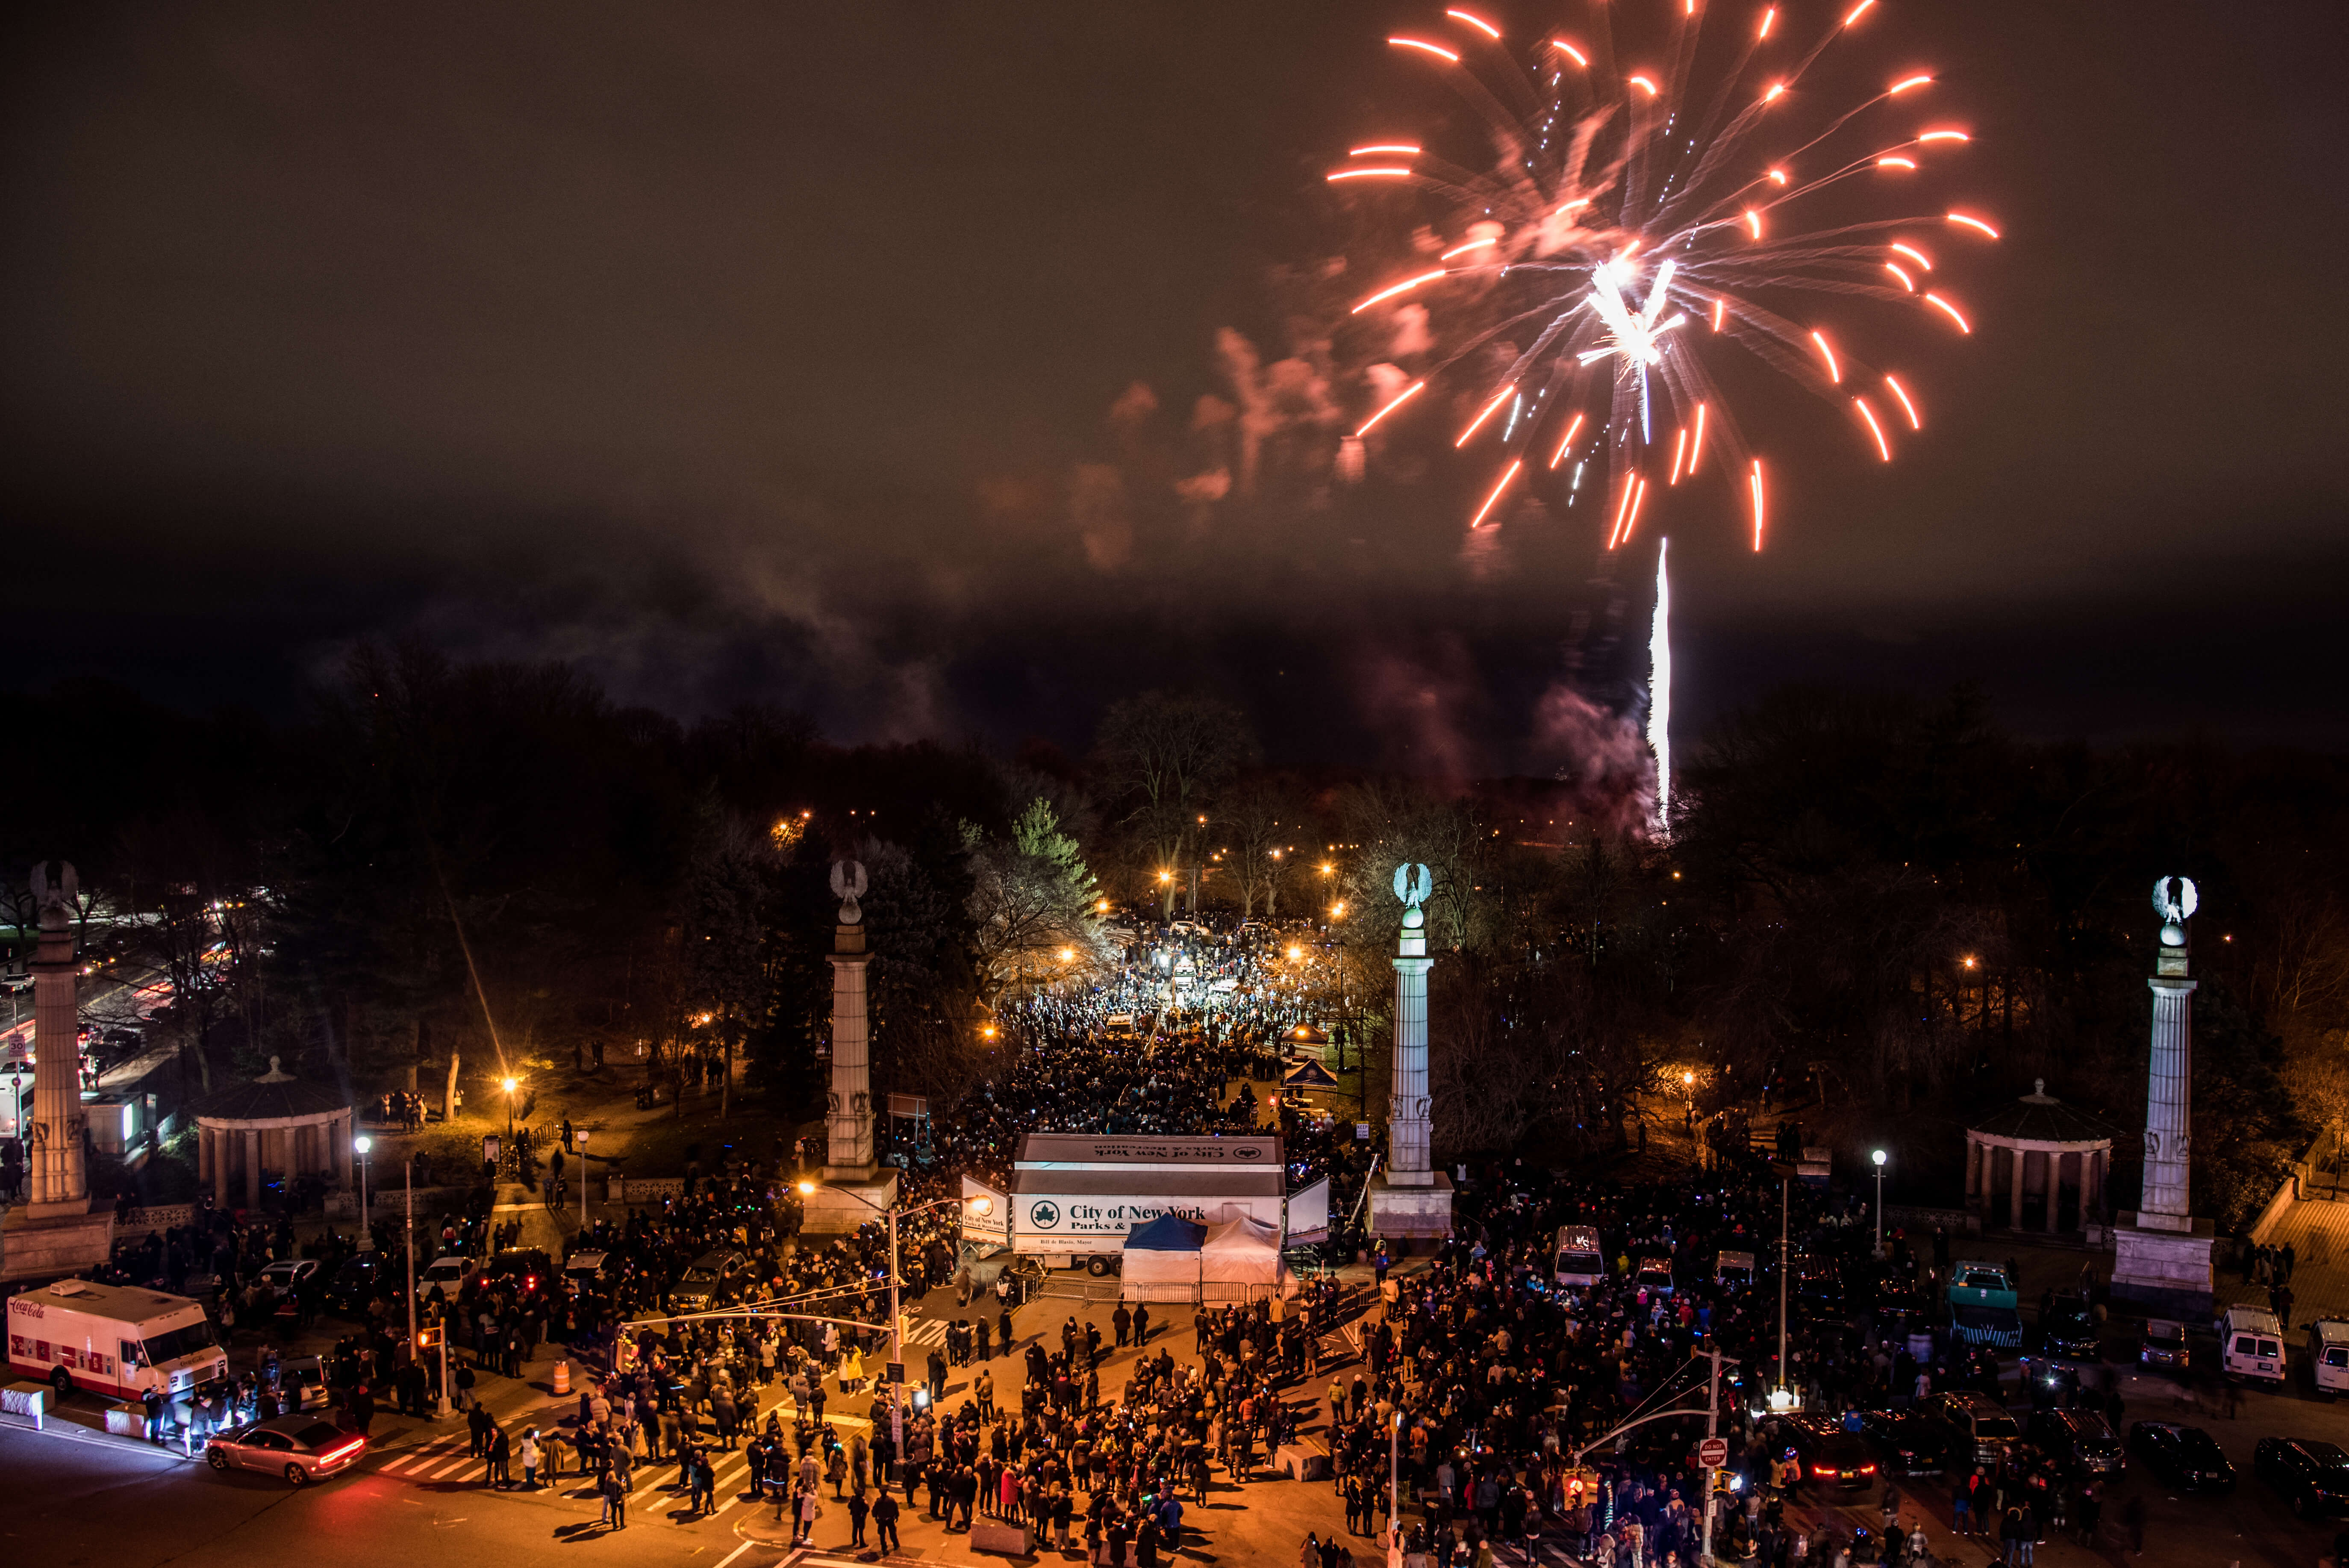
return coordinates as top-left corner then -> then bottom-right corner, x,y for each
7,1278 -> 227,1401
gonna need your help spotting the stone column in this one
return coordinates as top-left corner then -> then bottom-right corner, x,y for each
2140,957 -> 2198,1231
244,1129 -> 262,1212
25,883 -> 88,1218
1367,865 -> 1454,1243
2112,879 -> 2217,1315
1386,903 -> 1434,1186
2008,1149 -> 2023,1231
824,866 -> 877,1181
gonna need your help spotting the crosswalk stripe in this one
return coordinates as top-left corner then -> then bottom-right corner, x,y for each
385,1440 -> 463,1474
424,1453 -> 477,1480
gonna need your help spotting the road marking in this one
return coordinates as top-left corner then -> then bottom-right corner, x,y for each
715,1543 -> 756,1568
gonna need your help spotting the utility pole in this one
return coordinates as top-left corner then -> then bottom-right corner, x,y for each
1776,1174 -> 1791,1407
1700,1342 -> 1724,1565
1389,1410 -> 1404,1568
404,1159 -> 418,1362
888,1204 -> 905,1472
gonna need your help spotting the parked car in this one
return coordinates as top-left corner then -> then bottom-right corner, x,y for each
2139,1319 -> 2190,1372
205,1413 -> 366,1485
2039,1293 -> 2100,1359
2027,1409 -> 2125,1477
484,1247 -> 553,1293
2255,1437 -> 2349,1518
670,1250 -> 743,1312
255,1259 -> 321,1293
276,1355 -> 334,1412
1783,1415 -> 1879,1491
2128,1422 -> 2235,1493
323,1253 -> 394,1314
418,1254 -> 477,1298
1922,1390 -> 2020,1466
1857,1409 -> 1949,1477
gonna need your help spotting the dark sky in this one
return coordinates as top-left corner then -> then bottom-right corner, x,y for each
3,1 -> 2346,771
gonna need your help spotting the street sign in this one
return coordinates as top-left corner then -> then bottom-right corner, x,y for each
886,1362 -> 906,1385
1698,1437 -> 1729,1468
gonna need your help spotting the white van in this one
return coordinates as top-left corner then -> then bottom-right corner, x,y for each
2219,1303 -> 2286,1385
2308,1319 -> 2349,1397
1554,1226 -> 1606,1289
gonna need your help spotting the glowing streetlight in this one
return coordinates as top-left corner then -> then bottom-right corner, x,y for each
353,1134 -> 373,1226
1872,1148 -> 1889,1256
501,1077 -> 519,1142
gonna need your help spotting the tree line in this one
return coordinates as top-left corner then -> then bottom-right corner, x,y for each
3,659 -> 2343,1226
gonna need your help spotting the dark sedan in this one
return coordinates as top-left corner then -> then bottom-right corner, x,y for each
1858,1410 -> 1948,1476
2255,1436 -> 2349,1518
2128,1422 -> 2234,1494
2039,1293 -> 2100,1359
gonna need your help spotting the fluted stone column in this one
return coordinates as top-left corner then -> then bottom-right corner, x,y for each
1367,865 -> 1453,1243
26,880 -> 87,1218
2112,878 -> 2216,1314
824,917 -> 877,1180
1386,904 -> 1434,1186
2139,952 -> 2197,1231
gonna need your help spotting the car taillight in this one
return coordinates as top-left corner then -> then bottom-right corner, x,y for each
1859,1464 -> 1877,1475
1814,1466 -> 1837,1477
320,1438 -> 365,1460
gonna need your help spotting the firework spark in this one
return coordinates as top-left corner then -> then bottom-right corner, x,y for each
1326,1 -> 1999,543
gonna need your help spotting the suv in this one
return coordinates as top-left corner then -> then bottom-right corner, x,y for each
671,1250 -> 742,1312
323,1253 -> 394,1314
485,1247 -> 553,1294
1858,1409 -> 1949,1477
2255,1437 -> 2349,1518
1782,1415 -> 1878,1491
1924,1391 -> 2020,1465
2027,1409 -> 2125,1476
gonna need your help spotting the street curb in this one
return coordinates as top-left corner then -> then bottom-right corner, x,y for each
0,1408 -> 203,1463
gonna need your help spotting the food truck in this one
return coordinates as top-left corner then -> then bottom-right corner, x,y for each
964,1133 -> 1286,1277
6,1278 -> 228,1401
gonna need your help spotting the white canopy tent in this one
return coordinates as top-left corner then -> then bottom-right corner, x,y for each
1200,1213 -> 1289,1301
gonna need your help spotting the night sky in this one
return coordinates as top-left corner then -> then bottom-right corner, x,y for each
4,2 -> 2346,771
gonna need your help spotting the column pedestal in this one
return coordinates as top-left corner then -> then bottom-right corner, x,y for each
1368,1169 -> 1458,1242
2111,1212 -> 2216,1318
0,1206 -> 115,1283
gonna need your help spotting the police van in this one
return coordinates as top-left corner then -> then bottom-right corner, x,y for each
2219,1303 -> 2287,1385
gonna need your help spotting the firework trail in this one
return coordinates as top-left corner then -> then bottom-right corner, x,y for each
1648,535 -> 1672,831
1326,2 -> 1999,547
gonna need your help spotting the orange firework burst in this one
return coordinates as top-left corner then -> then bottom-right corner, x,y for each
1324,1 -> 2000,544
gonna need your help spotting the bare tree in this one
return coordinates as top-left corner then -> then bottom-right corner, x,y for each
1218,778 -> 1304,921
1093,692 -> 1256,918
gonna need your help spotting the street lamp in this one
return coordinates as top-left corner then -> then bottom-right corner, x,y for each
797,1180 -> 985,1476
353,1134 -> 373,1236
1872,1147 -> 1889,1257
576,1129 -> 591,1225
501,1076 -> 518,1141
